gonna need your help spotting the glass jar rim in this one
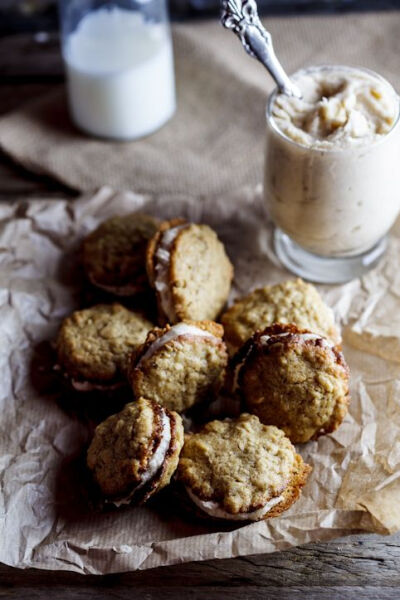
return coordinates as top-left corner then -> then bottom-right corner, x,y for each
266,64 -> 400,154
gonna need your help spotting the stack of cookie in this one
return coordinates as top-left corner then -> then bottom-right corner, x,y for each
55,213 -> 350,523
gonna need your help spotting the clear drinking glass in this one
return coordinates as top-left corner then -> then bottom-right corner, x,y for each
58,0 -> 176,140
264,65 -> 400,283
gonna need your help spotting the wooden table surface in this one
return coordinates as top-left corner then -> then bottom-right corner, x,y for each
0,31 -> 399,600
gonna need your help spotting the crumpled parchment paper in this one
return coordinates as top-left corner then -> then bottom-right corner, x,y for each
1,186 -> 400,574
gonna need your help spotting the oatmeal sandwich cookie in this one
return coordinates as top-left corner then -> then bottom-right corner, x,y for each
221,278 -> 341,356
87,398 -> 184,505
234,323 -> 350,443
82,213 -> 160,296
129,321 -> 228,413
56,304 -> 153,392
177,414 -> 311,522
146,219 -> 233,325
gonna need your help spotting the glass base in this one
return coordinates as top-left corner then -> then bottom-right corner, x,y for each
273,228 -> 387,284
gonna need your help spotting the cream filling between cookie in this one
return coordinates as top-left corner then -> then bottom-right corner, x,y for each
111,409 -> 172,507
232,346 -> 255,393
89,278 -> 142,296
55,360 -> 126,392
186,487 -> 284,521
136,323 -> 217,366
70,378 -> 125,392
259,332 -> 335,348
153,224 -> 189,322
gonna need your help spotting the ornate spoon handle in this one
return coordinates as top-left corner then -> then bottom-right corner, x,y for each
221,0 -> 302,98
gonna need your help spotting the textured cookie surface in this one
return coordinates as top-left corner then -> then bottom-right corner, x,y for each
129,321 -> 228,413
82,213 -> 159,294
87,398 -> 184,499
57,304 -> 154,383
178,414 -> 300,514
147,220 -> 233,324
239,324 -> 350,443
265,453 -> 311,519
221,278 -> 340,355
87,398 -> 159,497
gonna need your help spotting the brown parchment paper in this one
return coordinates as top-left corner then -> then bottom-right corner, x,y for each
1,185 -> 400,574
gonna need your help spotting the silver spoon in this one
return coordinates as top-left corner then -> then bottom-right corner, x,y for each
221,0 -> 302,98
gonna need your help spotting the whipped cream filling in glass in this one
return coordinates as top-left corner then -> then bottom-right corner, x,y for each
186,487 -> 284,521
111,408 -> 171,507
154,224 -> 189,322
265,65 -> 400,281
137,323 -> 217,367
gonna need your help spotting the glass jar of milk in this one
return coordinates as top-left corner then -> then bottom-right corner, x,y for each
58,0 -> 176,140
265,65 -> 400,283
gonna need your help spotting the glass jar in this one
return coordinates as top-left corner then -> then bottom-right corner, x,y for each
58,0 -> 176,140
265,65 -> 400,283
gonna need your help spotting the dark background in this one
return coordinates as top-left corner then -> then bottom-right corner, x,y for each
1,0 -> 400,34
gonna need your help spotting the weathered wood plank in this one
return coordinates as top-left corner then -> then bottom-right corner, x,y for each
1,535 -> 400,590
0,34 -> 69,198
1,585 -> 400,600
0,33 -> 63,79
0,84 -> 55,116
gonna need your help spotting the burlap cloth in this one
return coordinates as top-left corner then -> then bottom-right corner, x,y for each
0,12 -> 399,195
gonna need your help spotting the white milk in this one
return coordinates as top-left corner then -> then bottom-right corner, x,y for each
63,7 -> 176,140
